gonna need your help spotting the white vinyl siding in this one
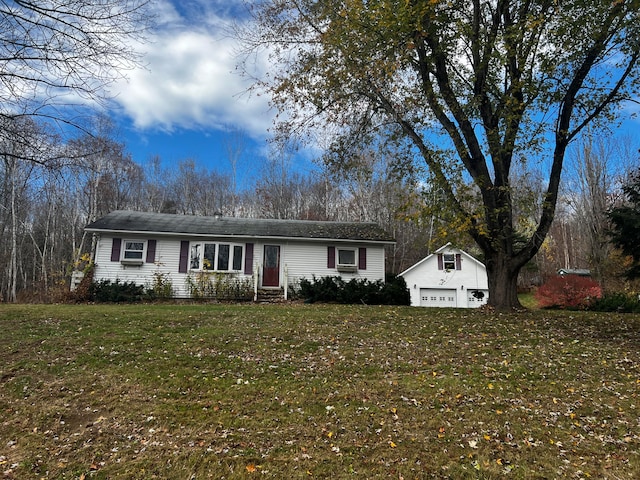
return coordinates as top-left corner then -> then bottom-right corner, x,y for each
94,236 -> 190,297
93,236 -> 388,298
283,242 -> 385,285
401,246 -> 489,308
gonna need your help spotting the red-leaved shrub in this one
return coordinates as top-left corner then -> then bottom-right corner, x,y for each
535,275 -> 602,309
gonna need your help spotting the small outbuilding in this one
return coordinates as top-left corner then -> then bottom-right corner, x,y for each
557,268 -> 591,277
399,243 -> 489,308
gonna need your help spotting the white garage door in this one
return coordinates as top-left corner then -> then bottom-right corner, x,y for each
420,288 -> 457,307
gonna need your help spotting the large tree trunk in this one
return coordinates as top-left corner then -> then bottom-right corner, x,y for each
484,251 -> 523,311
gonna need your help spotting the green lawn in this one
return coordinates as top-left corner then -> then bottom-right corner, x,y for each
1,303 -> 639,479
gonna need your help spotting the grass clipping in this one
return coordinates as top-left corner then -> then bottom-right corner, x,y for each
1,304 -> 640,479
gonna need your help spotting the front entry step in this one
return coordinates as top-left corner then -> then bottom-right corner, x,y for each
256,288 -> 285,303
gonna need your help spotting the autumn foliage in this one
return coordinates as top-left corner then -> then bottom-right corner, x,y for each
535,275 -> 602,309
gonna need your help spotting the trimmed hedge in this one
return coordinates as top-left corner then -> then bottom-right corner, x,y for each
299,275 -> 410,305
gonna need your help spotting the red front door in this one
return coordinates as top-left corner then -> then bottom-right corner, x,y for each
262,245 -> 280,287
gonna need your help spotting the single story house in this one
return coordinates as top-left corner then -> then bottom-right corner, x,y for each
83,210 -> 395,299
399,243 -> 489,308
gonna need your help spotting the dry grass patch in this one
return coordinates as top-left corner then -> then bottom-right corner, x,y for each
1,304 -> 640,479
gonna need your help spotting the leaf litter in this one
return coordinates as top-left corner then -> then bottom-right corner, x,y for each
1,304 -> 639,478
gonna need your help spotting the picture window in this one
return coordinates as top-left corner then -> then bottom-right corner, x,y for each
190,242 -> 244,272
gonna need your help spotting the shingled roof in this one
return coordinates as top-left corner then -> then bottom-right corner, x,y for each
85,211 -> 395,243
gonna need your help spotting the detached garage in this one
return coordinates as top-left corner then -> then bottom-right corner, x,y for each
400,243 -> 489,308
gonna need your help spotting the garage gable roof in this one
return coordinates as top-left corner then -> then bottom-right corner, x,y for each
398,243 -> 486,277
85,210 -> 395,243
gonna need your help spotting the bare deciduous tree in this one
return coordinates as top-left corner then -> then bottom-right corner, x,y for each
0,0 -> 151,161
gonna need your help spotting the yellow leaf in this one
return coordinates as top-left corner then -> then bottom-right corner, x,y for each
495,409 -> 503,415
246,464 -> 257,473
389,441 -> 397,448
483,434 -> 491,441
496,458 -> 503,465
327,431 -> 333,438
488,383 -> 494,390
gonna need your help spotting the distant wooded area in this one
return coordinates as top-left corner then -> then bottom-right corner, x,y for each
1,116 -> 637,302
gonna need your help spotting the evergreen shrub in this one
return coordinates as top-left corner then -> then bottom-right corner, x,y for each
89,279 -> 145,302
299,275 -> 410,305
588,292 -> 640,313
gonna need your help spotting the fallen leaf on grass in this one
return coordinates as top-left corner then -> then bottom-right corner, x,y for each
246,464 -> 257,473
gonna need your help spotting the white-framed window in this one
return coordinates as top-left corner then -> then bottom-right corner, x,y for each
336,247 -> 357,272
337,248 -> 356,267
122,240 -> 145,264
190,242 -> 244,272
443,253 -> 456,270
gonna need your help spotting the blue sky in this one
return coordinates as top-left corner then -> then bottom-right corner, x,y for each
107,0 -> 289,181
104,0 -> 639,186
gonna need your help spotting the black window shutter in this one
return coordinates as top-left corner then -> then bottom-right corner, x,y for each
455,254 -> 462,270
358,247 -> 367,270
179,241 -> 189,273
437,253 -> 443,270
146,240 -> 157,263
111,238 -> 122,262
244,243 -> 254,275
327,246 -> 336,268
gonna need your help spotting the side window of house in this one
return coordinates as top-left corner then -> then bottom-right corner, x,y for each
338,248 -> 356,267
190,242 -> 244,271
123,241 -> 145,260
117,239 -> 147,265
329,246 -> 366,272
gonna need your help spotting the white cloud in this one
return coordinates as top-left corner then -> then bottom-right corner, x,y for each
114,1 -> 272,138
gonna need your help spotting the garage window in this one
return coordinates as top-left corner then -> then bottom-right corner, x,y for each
438,253 -> 462,271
